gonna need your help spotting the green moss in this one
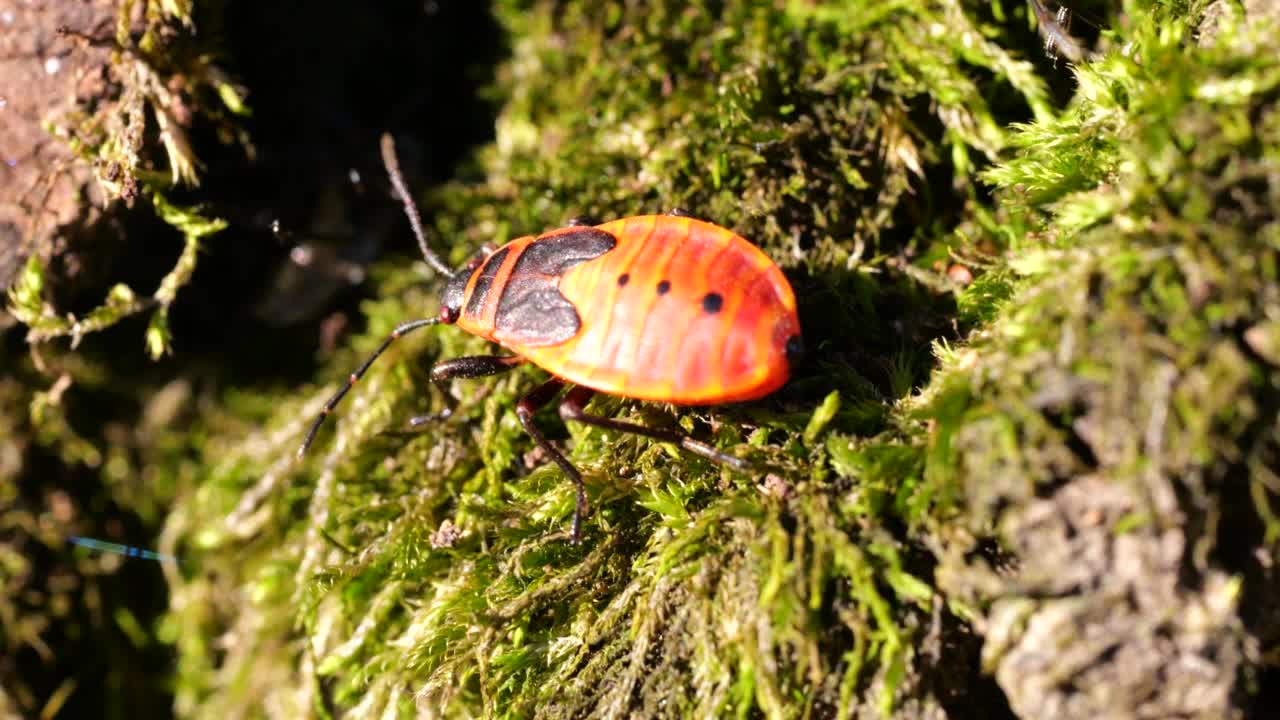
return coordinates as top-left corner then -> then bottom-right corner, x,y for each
9,0 -> 1279,717
920,2 -> 1280,716
157,1 -> 1055,717
7,1 -> 242,355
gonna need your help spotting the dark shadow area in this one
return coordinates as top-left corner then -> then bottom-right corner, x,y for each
6,2 -> 506,718
170,0 -> 506,384
1,444 -> 175,720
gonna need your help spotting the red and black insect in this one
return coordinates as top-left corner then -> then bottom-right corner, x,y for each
298,134 -> 803,542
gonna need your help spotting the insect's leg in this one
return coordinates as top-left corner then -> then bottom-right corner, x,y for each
559,386 -> 750,471
515,378 -> 590,543
407,355 -> 527,426
298,318 -> 441,457
566,215 -> 602,227
665,207 -> 707,222
460,244 -> 500,274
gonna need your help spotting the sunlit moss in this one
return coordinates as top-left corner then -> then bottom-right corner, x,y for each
7,0 -> 1279,717
921,2 -> 1280,717
159,1 -> 1055,717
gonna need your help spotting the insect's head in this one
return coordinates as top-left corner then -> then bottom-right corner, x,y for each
439,265 -> 474,322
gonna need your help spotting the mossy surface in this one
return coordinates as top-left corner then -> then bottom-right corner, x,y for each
157,2 -> 1046,716
924,4 -> 1280,715
3,1 -> 1279,718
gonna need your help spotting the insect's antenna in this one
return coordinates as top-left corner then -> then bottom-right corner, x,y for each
297,317 -> 441,457
380,133 -> 452,277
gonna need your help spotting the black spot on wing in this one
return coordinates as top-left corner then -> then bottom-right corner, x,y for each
701,292 -> 723,313
494,228 -> 617,347
462,247 -> 509,320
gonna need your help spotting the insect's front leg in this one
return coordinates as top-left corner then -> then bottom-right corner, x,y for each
407,354 -> 526,426
513,378 -> 591,543
461,245 -> 500,274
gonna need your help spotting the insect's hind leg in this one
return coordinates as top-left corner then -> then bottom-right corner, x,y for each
514,378 -> 591,543
558,386 -> 750,472
407,354 -> 526,426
